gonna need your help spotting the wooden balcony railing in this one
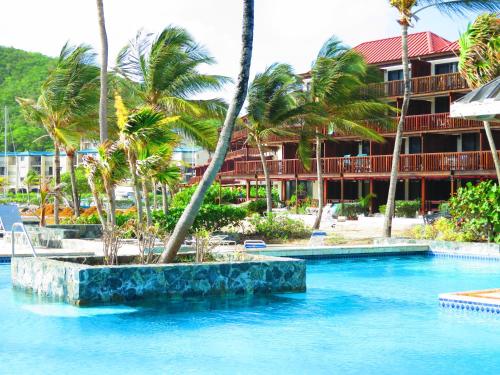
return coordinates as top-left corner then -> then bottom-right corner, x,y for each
366,72 -> 468,97
234,151 -> 500,177
231,128 -> 248,141
366,112 -> 485,134
225,147 -> 260,160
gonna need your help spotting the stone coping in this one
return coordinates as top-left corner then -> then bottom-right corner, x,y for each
245,244 -> 429,258
11,253 -> 306,306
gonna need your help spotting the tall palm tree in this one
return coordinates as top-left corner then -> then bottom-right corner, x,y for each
96,0 -> 108,142
17,44 -> 100,224
458,13 -> 500,182
159,0 -> 254,263
383,0 -> 500,237
116,26 -> 227,150
245,63 -> 302,215
297,37 -> 391,229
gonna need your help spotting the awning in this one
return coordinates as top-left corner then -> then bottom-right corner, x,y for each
450,77 -> 500,121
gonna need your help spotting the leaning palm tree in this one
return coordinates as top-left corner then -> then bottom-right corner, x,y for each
159,0 -> 254,263
297,37 -> 392,229
17,44 -> 100,224
458,13 -> 500,182
245,63 -> 302,215
96,0 -> 108,142
383,0 -> 500,237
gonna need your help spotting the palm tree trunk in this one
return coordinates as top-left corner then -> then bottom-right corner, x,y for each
96,0 -> 108,142
161,183 -> 168,215
54,144 -> 60,225
159,0 -> 254,263
27,184 -> 30,205
256,141 -> 273,215
89,180 -> 106,229
313,134 -> 323,229
128,157 -> 143,224
383,22 -> 410,238
152,180 -> 157,210
142,179 -> 152,226
483,121 -> 500,183
104,182 -> 116,226
68,153 -> 80,217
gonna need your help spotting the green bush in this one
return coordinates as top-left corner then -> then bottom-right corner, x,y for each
171,183 -> 242,208
379,200 -> 420,218
246,199 -> 267,215
339,202 -> 363,218
62,212 -> 135,226
152,204 -> 247,233
250,186 -> 279,202
449,181 -> 500,243
249,213 -> 312,241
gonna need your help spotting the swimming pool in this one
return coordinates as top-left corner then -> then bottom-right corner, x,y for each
1,255 -> 500,374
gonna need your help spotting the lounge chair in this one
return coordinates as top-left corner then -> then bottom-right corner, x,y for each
244,240 -> 267,249
308,230 -> 327,246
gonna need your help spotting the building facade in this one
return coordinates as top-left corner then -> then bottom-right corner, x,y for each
191,32 -> 500,212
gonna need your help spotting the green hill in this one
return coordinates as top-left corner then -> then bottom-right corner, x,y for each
0,46 -> 55,151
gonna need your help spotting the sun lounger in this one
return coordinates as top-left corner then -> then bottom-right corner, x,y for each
244,240 -> 267,249
308,230 -> 327,246
0,204 -> 37,256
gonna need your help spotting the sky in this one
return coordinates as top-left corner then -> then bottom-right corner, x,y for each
0,0 -> 478,101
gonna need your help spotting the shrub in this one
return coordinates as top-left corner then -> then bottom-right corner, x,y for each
449,181 -> 500,243
152,204 -> 247,233
246,199 -> 267,215
171,183 -> 241,208
249,213 -> 312,241
339,202 -> 363,218
379,200 -> 420,218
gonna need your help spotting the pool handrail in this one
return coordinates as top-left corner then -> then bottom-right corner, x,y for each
11,222 -> 37,258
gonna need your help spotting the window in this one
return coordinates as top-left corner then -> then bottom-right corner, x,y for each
409,137 -> 422,154
48,167 -> 53,175
435,96 -> 450,113
462,133 -> 479,152
387,69 -> 403,81
435,62 -> 458,75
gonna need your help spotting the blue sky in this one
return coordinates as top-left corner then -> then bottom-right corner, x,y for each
0,0 -> 478,100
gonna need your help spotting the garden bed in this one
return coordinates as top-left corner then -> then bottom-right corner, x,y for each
11,253 -> 305,306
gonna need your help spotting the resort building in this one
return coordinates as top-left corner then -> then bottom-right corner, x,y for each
191,31 -> 500,212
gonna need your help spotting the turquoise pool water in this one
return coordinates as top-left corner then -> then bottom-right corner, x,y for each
1,255 -> 500,374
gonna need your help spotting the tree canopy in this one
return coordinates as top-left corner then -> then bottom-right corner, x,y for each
0,46 -> 55,151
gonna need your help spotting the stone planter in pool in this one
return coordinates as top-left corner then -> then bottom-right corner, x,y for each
11,253 -> 305,306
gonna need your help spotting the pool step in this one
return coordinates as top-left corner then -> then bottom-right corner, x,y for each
439,289 -> 500,314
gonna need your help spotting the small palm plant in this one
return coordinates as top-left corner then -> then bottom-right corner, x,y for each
458,13 -> 500,182
83,141 -> 128,264
245,63 -> 302,215
24,170 -> 40,205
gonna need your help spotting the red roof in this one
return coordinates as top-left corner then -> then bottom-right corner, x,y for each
353,32 -> 458,65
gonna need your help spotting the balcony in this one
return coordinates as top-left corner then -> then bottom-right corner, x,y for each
366,72 -> 468,98
366,112 -> 486,135
234,151 -> 500,178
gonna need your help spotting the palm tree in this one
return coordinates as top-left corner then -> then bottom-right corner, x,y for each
116,26 -> 227,149
24,170 -> 40,205
296,37 -> 391,229
383,0 -> 500,237
96,0 -> 108,142
458,13 -> 500,182
159,0 -> 254,263
245,63 -> 302,215
115,96 -> 179,224
17,44 -> 100,224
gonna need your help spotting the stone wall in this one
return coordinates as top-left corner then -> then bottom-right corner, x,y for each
11,254 -> 305,306
46,224 -> 103,239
